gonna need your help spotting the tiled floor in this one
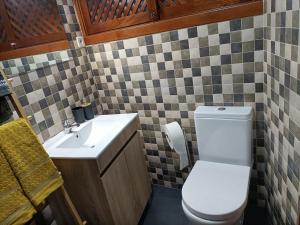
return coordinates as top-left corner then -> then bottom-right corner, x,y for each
139,185 -> 268,225
139,185 -> 189,225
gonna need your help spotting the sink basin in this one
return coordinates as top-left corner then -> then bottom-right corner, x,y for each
57,120 -> 116,149
43,113 -> 138,159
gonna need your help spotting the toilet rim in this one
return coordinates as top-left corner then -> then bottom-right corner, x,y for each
182,201 -> 243,225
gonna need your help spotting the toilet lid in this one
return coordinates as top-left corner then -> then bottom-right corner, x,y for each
182,160 -> 250,221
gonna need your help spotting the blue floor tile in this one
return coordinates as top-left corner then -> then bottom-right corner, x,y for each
139,185 -> 268,225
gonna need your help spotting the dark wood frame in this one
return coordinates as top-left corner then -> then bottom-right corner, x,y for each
0,40 -> 69,61
74,0 -> 263,45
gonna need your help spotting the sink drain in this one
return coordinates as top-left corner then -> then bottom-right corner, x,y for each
90,145 -> 95,148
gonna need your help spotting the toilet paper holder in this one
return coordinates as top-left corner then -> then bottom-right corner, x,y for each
181,128 -> 193,167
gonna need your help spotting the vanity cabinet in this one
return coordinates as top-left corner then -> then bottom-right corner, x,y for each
50,118 -> 151,225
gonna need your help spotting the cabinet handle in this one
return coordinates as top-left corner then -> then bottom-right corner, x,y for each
10,42 -> 16,48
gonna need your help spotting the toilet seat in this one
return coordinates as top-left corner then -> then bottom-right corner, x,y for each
182,160 -> 250,221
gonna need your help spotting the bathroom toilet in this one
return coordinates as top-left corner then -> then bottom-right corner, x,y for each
182,106 -> 253,225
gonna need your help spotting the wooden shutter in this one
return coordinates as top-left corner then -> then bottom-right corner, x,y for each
0,0 -> 66,52
76,0 -> 154,35
76,0 -> 263,45
0,0 -> 68,59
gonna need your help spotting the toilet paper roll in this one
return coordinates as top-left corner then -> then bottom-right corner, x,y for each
163,122 -> 189,170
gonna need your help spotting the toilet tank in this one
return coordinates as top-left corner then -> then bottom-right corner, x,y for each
194,106 -> 252,166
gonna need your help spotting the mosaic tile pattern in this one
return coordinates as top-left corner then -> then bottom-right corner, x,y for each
0,50 -> 71,76
264,0 -> 300,224
0,0 -> 101,142
1,1 -> 299,224
87,15 -> 266,205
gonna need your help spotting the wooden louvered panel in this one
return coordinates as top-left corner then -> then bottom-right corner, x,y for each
158,0 -> 251,20
1,0 -> 66,49
76,0 -> 153,34
75,0 -> 263,45
87,0 -> 148,23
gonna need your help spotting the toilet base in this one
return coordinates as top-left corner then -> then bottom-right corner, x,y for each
182,201 -> 244,225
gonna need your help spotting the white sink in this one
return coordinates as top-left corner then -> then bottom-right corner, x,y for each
43,113 -> 138,159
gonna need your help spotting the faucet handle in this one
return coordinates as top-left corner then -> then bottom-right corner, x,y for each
63,118 -> 73,128
63,118 -> 80,134
63,117 -> 80,126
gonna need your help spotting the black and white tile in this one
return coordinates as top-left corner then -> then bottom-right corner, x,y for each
86,15 -> 266,207
264,0 -> 300,224
1,1 -> 300,224
0,50 -> 71,76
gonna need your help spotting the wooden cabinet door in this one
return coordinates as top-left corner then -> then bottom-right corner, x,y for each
0,0 -> 66,51
124,132 -> 151,222
101,132 -> 151,225
101,151 -> 137,225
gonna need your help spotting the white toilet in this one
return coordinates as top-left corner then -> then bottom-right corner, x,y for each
182,106 -> 253,225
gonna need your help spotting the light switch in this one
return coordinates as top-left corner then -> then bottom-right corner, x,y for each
76,36 -> 85,48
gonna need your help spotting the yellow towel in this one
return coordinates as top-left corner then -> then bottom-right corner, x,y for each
0,150 -> 36,225
0,119 -> 63,207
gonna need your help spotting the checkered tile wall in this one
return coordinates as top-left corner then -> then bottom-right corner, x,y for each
0,50 -> 71,76
1,1 -> 300,223
264,0 -> 300,224
86,15 -> 266,206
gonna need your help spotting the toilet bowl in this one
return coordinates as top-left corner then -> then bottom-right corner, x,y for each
182,106 -> 253,225
182,160 -> 250,225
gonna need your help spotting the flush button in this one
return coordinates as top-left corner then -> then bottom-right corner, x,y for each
218,107 -> 226,111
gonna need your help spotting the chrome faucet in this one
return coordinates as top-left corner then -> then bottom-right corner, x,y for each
63,119 -> 80,134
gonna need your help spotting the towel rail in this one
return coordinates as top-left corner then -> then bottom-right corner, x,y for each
0,67 -> 87,225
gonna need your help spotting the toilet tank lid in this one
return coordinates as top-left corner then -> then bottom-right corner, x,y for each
194,106 -> 252,120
